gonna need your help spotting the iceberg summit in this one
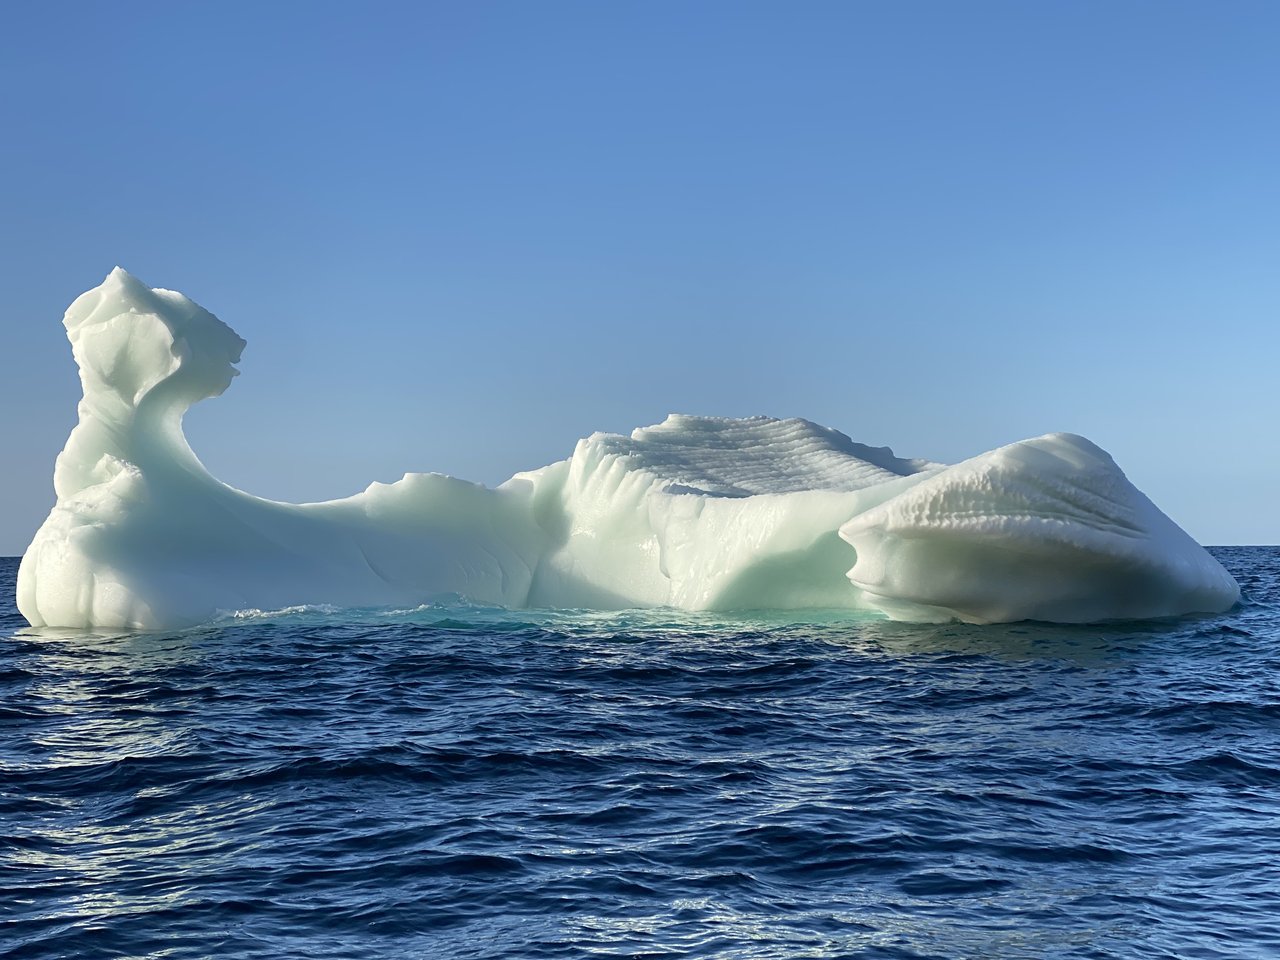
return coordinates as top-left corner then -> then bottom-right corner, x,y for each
17,269 -> 1239,630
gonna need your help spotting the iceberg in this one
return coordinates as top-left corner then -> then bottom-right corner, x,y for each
16,269 -> 1239,630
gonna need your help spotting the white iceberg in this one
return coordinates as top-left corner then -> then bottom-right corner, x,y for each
16,269 -> 1239,630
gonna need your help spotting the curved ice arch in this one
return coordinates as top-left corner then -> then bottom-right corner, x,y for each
16,269 -> 1239,629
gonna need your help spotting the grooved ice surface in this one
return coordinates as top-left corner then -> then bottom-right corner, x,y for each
15,270 -> 1240,629
586,416 -> 938,497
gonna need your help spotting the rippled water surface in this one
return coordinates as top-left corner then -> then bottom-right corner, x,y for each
3,548 -> 1279,959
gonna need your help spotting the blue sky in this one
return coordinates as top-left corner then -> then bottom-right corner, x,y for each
1,0 -> 1276,552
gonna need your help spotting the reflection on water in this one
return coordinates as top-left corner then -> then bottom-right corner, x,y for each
2,547 -> 1278,959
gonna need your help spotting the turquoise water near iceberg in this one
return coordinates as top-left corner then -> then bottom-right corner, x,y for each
3,548 -> 1279,959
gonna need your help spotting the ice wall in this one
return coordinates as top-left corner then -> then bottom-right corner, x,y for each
16,270 -> 1240,629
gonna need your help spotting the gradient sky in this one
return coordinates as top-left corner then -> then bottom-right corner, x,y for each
1,0 -> 1277,553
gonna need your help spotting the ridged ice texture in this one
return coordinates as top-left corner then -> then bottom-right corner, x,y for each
584,415 -> 938,496
15,269 -> 1239,629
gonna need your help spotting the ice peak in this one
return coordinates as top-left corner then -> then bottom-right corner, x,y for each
101,264 -> 151,301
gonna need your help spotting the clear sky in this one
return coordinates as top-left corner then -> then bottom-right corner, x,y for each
1,0 -> 1276,553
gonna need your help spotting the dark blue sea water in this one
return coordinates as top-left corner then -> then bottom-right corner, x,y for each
3,549 -> 1279,960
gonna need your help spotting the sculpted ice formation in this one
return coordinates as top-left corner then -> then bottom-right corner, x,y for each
16,269 -> 1240,630
840,434 -> 1241,623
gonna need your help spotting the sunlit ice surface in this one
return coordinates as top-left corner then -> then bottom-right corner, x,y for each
17,269 -> 1237,631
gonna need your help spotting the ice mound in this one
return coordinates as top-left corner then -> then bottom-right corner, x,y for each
16,270 -> 1240,629
840,434 -> 1241,623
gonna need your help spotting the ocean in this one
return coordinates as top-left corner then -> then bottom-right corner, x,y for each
2,548 -> 1278,959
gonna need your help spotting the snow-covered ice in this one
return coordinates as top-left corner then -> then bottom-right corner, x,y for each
16,269 -> 1240,629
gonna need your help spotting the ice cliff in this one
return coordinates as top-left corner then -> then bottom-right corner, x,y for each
16,269 -> 1240,630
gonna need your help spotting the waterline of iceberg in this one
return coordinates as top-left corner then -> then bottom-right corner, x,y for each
16,269 -> 1239,630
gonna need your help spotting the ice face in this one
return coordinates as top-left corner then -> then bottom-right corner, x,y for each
15,270 -> 1240,630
